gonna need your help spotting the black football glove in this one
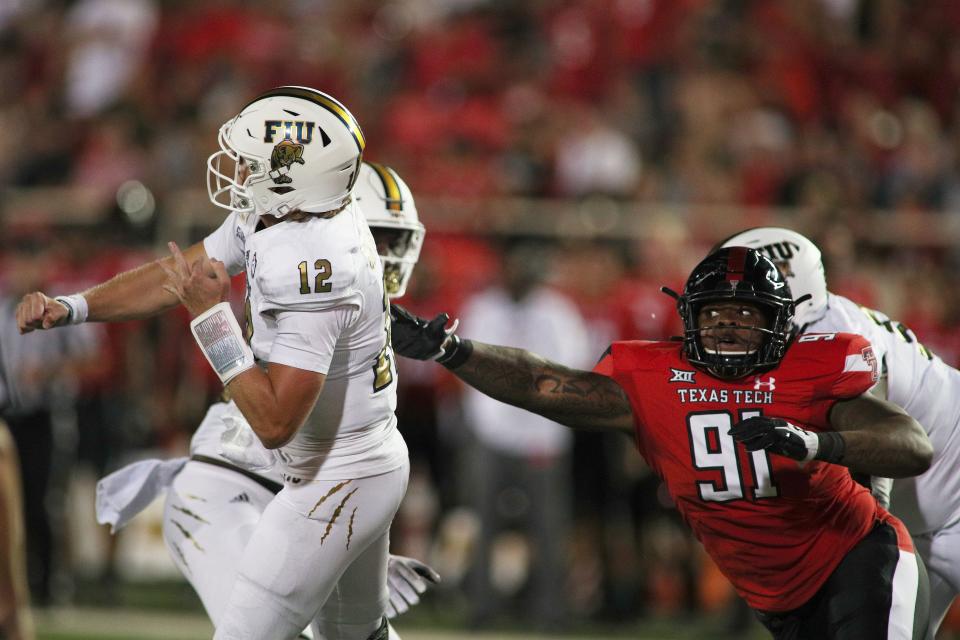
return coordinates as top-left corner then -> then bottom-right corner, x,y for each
729,416 -> 845,464
390,304 -> 458,361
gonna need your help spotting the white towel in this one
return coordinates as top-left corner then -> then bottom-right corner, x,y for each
95,457 -> 188,533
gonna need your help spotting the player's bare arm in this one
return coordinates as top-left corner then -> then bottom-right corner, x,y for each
390,305 -> 635,434
162,242 -> 324,449
454,342 -> 634,433
827,392 -> 932,478
16,241 -> 209,333
730,392 -> 932,478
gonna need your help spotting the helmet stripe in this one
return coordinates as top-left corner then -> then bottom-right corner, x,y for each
725,246 -> 748,282
366,162 -> 403,212
249,87 -> 366,152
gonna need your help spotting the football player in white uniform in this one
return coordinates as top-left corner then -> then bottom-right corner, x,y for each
721,227 -> 960,633
93,160 -> 434,639
17,87 -> 422,640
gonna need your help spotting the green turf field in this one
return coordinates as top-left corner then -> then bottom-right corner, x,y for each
35,606 -> 770,640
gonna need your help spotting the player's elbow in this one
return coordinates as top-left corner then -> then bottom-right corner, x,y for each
895,419 -> 933,477
256,421 -> 298,449
906,431 -> 934,477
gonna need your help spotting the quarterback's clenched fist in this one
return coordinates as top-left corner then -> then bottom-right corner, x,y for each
16,292 -> 69,333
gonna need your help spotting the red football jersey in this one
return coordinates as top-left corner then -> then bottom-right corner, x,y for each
594,332 -> 910,612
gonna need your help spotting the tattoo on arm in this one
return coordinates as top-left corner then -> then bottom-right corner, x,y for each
452,342 -> 634,433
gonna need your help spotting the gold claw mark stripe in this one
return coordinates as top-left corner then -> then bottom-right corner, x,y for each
307,479 -> 353,519
171,520 -> 205,553
172,505 -> 210,525
346,506 -> 358,550
170,542 -> 191,574
321,487 -> 359,547
366,162 -> 403,211
249,87 -> 365,152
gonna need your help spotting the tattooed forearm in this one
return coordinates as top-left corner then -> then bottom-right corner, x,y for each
451,342 -> 634,433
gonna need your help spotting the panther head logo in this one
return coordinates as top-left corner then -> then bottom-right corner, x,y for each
269,140 -> 305,184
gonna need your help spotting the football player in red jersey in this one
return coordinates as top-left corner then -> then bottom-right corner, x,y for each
389,247 -> 934,639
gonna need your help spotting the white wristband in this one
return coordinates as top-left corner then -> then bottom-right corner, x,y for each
54,294 -> 89,325
189,302 -> 255,385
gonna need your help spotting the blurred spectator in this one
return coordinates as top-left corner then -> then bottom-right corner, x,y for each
457,241 -> 591,631
0,230 -> 98,606
553,104 -> 642,198
63,0 -> 158,118
0,419 -> 34,639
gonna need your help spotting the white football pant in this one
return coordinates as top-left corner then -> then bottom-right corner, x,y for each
163,461 -> 408,639
212,463 -> 409,640
913,524 -> 960,633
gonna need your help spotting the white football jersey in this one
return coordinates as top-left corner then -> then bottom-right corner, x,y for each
202,205 -> 405,481
806,292 -> 960,534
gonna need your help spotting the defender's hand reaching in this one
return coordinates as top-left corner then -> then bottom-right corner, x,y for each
161,242 -> 231,317
390,304 -> 458,361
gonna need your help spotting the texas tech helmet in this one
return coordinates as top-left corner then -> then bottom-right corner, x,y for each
719,227 -> 828,332
675,247 -> 797,380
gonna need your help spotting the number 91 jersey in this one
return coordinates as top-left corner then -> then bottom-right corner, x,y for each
594,332 -> 906,613
203,205 -> 404,481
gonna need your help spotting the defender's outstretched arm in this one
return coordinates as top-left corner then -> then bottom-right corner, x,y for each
390,305 -> 635,434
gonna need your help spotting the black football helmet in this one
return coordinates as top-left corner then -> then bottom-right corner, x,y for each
672,247 -> 797,380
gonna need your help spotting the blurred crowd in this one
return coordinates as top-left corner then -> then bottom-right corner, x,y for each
3,0 -> 960,635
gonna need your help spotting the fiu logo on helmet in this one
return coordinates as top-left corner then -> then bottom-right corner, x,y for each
756,241 -> 800,278
263,120 -> 316,144
269,140 -> 305,185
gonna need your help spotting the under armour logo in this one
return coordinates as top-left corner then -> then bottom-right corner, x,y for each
753,376 -> 776,391
669,368 -> 696,384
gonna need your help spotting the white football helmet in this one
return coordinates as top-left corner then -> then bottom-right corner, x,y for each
354,162 -> 424,298
720,227 -> 828,331
208,86 -> 365,219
